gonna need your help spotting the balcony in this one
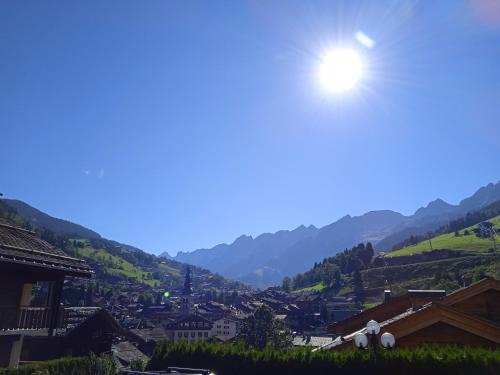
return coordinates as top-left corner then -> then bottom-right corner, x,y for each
0,306 -> 55,335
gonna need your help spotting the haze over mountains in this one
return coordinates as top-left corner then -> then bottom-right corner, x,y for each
3,181 -> 500,289
169,181 -> 500,287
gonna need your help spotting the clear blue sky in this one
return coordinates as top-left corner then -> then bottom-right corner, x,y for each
1,1 -> 500,255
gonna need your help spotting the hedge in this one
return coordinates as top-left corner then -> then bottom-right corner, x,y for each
0,353 -> 119,375
147,340 -> 500,375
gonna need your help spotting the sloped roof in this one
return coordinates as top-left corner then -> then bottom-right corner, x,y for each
293,335 -> 335,347
320,278 -> 500,351
65,308 -> 125,339
328,288 -> 447,335
0,222 -> 93,277
442,277 -> 500,306
112,341 -> 149,365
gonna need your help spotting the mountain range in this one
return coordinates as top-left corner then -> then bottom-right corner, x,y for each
169,181 -> 500,287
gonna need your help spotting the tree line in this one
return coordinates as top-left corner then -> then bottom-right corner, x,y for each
282,243 -> 374,304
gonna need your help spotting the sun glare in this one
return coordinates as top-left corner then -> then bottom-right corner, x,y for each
319,49 -> 363,93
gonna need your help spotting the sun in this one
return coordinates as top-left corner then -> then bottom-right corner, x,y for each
319,49 -> 364,93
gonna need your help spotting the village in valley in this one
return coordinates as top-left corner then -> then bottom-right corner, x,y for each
0,216 -> 363,368
2,1 -> 500,374
1,203 -> 499,371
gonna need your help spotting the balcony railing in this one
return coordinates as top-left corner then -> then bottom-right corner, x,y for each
0,306 -> 54,331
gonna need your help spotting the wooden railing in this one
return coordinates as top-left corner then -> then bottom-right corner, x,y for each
0,306 -> 53,331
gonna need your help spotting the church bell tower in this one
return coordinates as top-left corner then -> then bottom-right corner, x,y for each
180,266 -> 194,315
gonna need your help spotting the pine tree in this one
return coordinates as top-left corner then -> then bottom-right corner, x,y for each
281,277 -> 292,292
353,266 -> 365,305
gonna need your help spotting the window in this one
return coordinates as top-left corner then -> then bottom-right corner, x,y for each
204,332 -> 208,337
178,332 -> 182,338
198,332 -> 202,337
184,332 -> 188,338
191,332 -> 195,337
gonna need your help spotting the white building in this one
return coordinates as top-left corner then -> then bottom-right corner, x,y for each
211,318 -> 238,341
166,314 -> 214,344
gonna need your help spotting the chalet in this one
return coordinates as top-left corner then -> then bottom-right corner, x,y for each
0,220 -> 93,367
329,289 -> 446,335
295,293 -> 324,314
20,308 -> 126,361
322,278 -> 500,350
326,296 -> 362,323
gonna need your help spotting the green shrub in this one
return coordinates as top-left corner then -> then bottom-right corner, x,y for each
148,340 -> 500,375
129,358 -> 146,372
0,354 -> 118,375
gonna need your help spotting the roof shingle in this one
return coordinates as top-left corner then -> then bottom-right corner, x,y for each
0,222 -> 93,277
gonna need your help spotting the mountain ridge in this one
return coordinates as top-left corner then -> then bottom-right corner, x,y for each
170,180 -> 500,287
0,198 -> 246,293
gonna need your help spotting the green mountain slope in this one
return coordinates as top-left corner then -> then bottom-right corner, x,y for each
0,198 -> 247,297
387,216 -> 499,257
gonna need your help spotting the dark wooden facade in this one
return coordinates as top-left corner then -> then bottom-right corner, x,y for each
0,221 -> 92,367
20,309 -> 125,361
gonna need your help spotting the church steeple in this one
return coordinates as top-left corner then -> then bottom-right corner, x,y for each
180,266 -> 193,315
183,266 -> 193,295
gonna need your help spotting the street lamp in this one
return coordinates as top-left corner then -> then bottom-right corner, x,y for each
353,320 -> 396,351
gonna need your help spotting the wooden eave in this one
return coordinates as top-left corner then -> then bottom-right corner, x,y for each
382,303 -> 500,344
441,278 -> 500,307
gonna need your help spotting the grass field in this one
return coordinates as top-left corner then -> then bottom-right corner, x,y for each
294,282 -> 326,292
386,215 -> 500,257
75,244 -> 159,287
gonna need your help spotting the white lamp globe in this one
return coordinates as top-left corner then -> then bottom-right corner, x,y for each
366,320 -> 380,335
380,332 -> 396,348
353,333 -> 368,349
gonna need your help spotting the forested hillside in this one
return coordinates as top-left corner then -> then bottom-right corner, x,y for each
0,198 -> 247,302
284,243 -> 374,305
285,201 -> 500,301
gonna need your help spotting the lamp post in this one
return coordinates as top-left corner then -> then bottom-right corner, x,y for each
353,320 -> 396,351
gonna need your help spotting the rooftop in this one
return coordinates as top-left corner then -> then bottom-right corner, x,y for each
0,221 -> 93,277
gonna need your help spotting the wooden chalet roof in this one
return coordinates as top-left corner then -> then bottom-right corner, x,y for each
65,308 -> 126,339
328,289 -> 446,335
321,278 -> 500,351
320,301 -> 500,351
441,277 -> 500,306
0,221 -> 93,277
